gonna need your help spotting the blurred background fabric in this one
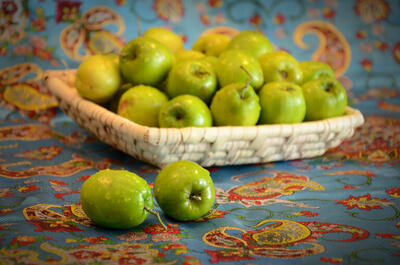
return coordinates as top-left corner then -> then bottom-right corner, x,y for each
0,0 -> 400,264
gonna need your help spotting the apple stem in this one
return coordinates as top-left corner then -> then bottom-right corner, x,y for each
195,69 -> 210,77
190,194 -> 202,201
280,70 -> 288,79
239,65 -> 254,99
144,206 -> 168,230
240,65 -> 253,88
325,82 -> 334,92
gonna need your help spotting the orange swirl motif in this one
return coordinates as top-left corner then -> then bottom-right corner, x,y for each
59,6 -> 125,61
0,63 -> 42,85
293,21 -> 351,77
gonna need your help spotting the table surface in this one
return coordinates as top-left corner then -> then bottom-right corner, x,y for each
1,0 -> 400,264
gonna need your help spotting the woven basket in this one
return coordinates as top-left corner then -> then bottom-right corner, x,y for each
43,70 -> 364,168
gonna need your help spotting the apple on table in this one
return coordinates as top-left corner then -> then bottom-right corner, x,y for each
154,160 -> 216,221
80,169 -> 154,229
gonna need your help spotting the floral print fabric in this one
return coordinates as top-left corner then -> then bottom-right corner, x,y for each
0,0 -> 399,264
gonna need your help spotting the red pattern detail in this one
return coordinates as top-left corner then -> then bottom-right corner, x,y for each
336,194 -> 390,211
19,184 -> 40,193
143,224 -> 180,235
54,190 -> 80,201
205,249 -> 255,263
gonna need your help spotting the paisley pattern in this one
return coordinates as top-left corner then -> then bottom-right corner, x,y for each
293,20 -> 351,77
1,1 -> 399,264
59,5 -> 125,61
203,219 -> 369,261
217,170 -> 324,207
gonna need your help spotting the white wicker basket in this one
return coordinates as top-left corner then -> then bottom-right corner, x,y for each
43,70 -> 364,168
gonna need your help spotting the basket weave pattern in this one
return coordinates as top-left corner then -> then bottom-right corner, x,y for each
44,70 -> 364,168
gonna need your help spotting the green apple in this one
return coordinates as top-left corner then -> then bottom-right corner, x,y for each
174,49 -> 205,62
259,81 -> 306,124
154,160 -> 215,221
210,82 -> 261,126
226,30 -> 274,58
217,49 -> 264,91
105,53 -> 120,65
158,95 -> 212,128
203,55 -> 219,71
80,169 -> 154,229
117,85 -> 168,127
75,54 -> 121,104
302,77 -> 348,121
192,33 -> 230,56
259,51 -> 303,84
300,61 -> 336,84
144,27 -> 184,53
119,36 -> 173,87
166,59 -> 217,104
108,83 -> 133,113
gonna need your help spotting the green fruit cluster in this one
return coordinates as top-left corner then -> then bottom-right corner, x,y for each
80,160 -> 216,229
75,27 -> 348,128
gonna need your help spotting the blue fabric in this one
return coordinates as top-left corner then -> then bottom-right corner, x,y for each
0,0 -> 399,264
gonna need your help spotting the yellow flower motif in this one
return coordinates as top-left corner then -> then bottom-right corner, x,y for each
65,238 -> 77,243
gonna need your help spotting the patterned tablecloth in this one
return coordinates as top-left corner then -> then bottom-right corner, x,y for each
1,0 -> 400,264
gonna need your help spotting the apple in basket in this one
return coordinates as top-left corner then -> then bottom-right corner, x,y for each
226,30 -> 274,58
174,49 -> 205,62
192,33 -> 231,57
302,77 -> 348,121
154,160 -> 216,221
203,55 -> 219,72
210,70 -> 261,126
143,27 -> 184,53
158,94 -> 213,128
119,36 -> 174,87
80,169 -> 166,230
75,54 -> 122,104
258,50 -> 303,84
300,61 -> 336,84
216,49 -> 264,91
166,59 -> 218,104
117,85 -> 168,127
258,81 -> 306,124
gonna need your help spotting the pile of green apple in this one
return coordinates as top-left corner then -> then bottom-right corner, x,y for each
75,27 -> 348,128
80,160 -> 216,229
